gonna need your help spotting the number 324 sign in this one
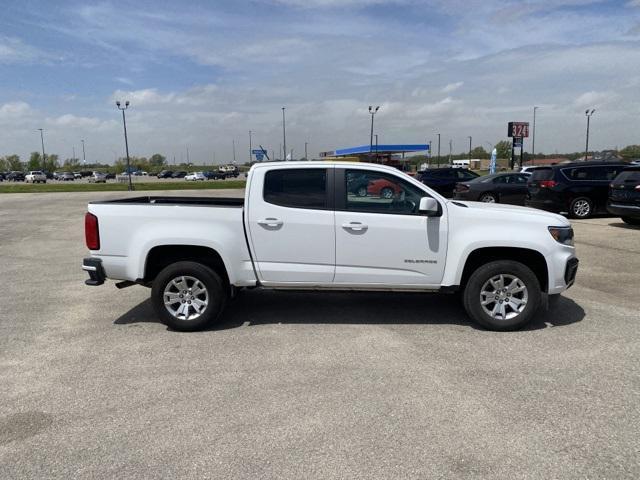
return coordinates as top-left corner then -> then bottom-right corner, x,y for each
508,122 -> 529,138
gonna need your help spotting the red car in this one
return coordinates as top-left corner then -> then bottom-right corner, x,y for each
366,178 -> 403,199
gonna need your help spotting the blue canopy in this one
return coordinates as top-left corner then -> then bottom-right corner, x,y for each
334,144 -> 429,156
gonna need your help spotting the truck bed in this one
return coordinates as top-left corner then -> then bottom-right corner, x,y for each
89,196 -> 244,207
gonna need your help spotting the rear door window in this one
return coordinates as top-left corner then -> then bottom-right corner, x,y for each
263,168 -> 328,209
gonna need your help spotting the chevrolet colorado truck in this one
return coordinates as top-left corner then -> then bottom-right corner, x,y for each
82,162 -> 578,331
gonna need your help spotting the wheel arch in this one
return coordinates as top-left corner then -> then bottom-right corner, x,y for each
144,245 -> 230,288
460,247 -> 548,292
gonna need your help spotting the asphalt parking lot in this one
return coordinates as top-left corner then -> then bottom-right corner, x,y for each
1,190 -> 639,479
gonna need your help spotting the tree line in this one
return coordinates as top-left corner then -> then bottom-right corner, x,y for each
0,152 -> 168,173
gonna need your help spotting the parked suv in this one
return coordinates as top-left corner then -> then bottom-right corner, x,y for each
607,166 -> 640,226
417,168 -> 479,197
525,161 -> 629,218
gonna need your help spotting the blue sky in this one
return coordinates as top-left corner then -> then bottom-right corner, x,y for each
0,0 -> 639,164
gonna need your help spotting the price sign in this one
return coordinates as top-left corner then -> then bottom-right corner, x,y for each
508,122 -> 529,138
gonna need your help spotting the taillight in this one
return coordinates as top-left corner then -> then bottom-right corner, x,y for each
636,185 -> 640,191
85,212 -> 100,250
539,180 -> 557,188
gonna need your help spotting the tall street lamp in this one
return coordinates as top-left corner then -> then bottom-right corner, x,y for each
436,133 -> 441,167
467,136 -> 472,161
115,100 -> 133,191
81,139 -> 86,167
531,106 -> 538,166
37,128 -> 46,171
584,109 -> 595,161
249,130 -> 252,163
282,107 -> 287,161
368,105 -> 380,160
374,134 -> 378,162
304,141 -> 308,160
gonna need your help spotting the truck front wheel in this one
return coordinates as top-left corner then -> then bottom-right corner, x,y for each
151,261 -> 227,331
463,260 -> 541,331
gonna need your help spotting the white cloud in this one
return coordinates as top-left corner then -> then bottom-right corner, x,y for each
0,101 -> 32,117
442,81 -> 464,93
574,91 -> 619,108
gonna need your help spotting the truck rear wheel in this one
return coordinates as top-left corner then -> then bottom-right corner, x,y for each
463,260 -> 541,331
151,261 -> 227,331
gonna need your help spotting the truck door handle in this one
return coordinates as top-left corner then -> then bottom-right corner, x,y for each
342,221 -> 368,232
258,217 -> 284,228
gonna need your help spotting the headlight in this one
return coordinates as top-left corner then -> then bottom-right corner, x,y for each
548,226 -> 574,246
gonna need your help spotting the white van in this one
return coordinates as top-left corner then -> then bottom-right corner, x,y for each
452,160 -> 470,169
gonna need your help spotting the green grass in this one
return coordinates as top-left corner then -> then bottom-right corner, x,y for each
0,180 -> 246,194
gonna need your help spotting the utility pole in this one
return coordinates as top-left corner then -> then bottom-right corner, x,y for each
37,128 -> 46,171
81,139 -> 86,166
282,107 -> 286,161
304,141 -> 308,160
437,133 -> 441,168
249,130 -> 252,163
532,106 -> 538,166
467,136 -> 472,161
584,109 -> 595,161
368,105 -> 380,160
449,139 -> 452,165
115,100 -> 133,191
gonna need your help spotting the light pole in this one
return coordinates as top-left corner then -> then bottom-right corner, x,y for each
467,136 -> 472,161
368,105 -> 380,160
232,139 -> 236,163
584,109 -> 595,161
437,133 -> 441,167
81,139 -> 86,167
374,134 -> 378,162
37,128 -> 46,171
282,107 -> 286,161
304,141 -> 308,160
532,106 -> 538,166
428,140 -> 432,168
249,130 -> 252,163
449,139 -> 453,165
115,100 -> 133,191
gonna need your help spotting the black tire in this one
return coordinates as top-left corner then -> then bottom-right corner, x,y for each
569,196 -> 593,219
463,260 -> 541,331
621,216 -> 640,226
479,192 -> 498,203
151,261 -> 227,331
381,187 -> 394,199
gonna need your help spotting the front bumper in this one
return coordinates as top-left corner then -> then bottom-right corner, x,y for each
564,257 -> 579,288
82,257 -> 106,286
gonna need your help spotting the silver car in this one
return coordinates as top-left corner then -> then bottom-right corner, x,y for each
88,172 -> 107,183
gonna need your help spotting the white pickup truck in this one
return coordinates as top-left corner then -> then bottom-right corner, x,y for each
82,161 -> 578,331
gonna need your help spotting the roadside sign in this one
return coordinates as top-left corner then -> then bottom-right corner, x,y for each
255,153 -> 264,161
513,137 -> 523,148
252,149 -> 266,155
508,122 -> 529,138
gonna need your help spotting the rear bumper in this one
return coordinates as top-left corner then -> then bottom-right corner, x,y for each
525,199 -> 563,213
607,201 -> 640,218
82,257 -> 106,286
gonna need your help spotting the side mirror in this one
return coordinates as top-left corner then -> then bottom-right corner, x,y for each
419,197 -> 439,216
